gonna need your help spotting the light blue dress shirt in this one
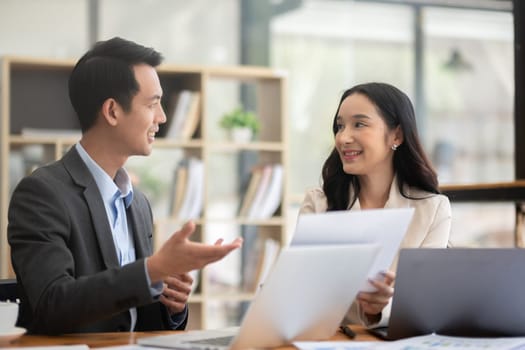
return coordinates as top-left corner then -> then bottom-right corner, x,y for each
75,143 -> 186,330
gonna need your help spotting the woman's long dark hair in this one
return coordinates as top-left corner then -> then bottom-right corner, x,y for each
322,82 -> 439,211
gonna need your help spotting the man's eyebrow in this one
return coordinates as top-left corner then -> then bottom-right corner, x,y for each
148,94 -> 162,101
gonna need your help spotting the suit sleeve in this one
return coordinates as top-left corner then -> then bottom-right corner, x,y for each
299,188 -> 327,214
420,195 -> 452,247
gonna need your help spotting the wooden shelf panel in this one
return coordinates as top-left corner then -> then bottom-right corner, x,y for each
153,138 -> 204,148
440,181 -> 525,202
207,142 -> 284,152
4,56 -> 76,69
10,135 -> 80,145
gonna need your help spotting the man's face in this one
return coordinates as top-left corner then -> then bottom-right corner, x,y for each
114,64 -> 166,157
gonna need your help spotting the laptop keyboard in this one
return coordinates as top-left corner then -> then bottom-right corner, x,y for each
185,335 -> 234,347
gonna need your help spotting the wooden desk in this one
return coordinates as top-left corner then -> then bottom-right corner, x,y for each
5,325 -> 380,348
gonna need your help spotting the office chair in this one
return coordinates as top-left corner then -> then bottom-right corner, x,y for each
0,278 -> 18,303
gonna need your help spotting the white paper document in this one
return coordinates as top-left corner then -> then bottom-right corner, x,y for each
294,340 -> 377,349
96,346 -> 160,350
294,334 -> 525,350
375,333 -> 525,349
290,208 -> 414,292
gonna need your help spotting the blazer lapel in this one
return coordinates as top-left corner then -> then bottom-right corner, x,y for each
128,201 -> 150,259
384,175 -> 411,209
62,147 -> 120,269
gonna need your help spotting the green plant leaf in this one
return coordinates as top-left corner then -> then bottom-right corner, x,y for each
219,107 -> 260,134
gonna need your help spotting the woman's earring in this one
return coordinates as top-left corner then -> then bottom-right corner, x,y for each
391,144 -> 398,151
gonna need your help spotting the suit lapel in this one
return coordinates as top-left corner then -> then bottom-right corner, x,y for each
84,187 -> 121,268
385,175 -> 411,209
128,199 -> 150,259
62,147 -> 120,269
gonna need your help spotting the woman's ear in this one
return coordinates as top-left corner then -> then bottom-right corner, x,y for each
393,125 -> 404,146
100,98 -> 119,127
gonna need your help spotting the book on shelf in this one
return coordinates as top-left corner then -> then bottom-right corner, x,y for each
9,150 -> 25,192
189,269 -> 200,294
240,164 -> 283,220
246,165 -> 273,219
180,92 -> 201,140
242,237 -> 281,292
254,238 -> 280,287
255,164 -> 283,219
165,91 -> 190,139
21,128 -> 82,139
165,90 -> 201,140
169,158 -> 189,217
238,166 -> 264,217
186,157 -> 204,220
175,157 -> 204,220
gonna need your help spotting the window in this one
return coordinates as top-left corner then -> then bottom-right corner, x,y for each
270,0 -> 514,247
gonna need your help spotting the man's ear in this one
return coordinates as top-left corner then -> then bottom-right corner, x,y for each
100,98 -> 119,127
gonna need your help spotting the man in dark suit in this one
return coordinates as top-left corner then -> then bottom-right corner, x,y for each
7,37 -> 242,335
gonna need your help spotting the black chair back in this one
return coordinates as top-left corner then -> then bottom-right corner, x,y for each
0,278 -> 18,303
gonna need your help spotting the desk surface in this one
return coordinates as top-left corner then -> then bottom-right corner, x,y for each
6,325 -> 380,348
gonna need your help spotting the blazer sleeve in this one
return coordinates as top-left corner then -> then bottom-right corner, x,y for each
299,188 -> 328,214
420,195 -> 452,247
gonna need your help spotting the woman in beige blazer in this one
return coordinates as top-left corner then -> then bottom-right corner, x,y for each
299,82 -> 451,328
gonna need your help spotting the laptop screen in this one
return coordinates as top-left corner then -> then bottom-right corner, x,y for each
388,248 -> 525,340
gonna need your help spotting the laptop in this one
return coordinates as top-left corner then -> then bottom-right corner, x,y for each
371,248 -> 525,340
138,243 -> 380,350
291,208 -> 414,292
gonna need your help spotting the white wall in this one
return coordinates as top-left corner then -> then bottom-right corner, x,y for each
0,0 -> 238,65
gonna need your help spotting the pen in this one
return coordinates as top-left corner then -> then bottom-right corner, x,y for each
339,325 -> 356,339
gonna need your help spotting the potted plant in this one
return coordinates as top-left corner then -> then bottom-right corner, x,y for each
219,107 -> 260,142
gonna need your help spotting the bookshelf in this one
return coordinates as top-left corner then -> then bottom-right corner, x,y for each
0,56 -> 288,330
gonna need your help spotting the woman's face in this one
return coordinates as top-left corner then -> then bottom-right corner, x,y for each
334,93 -> 401,177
